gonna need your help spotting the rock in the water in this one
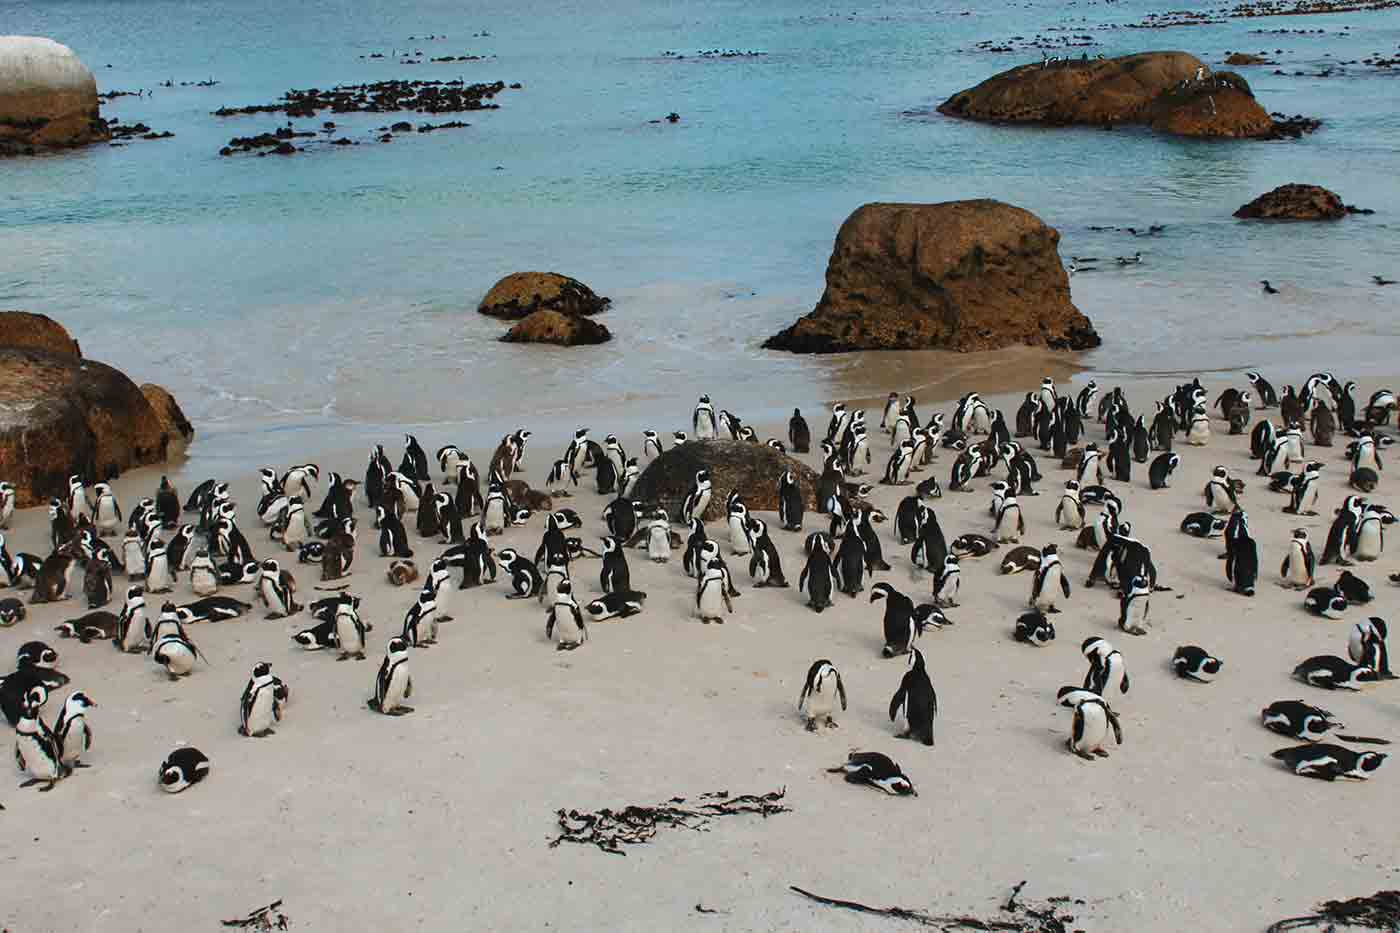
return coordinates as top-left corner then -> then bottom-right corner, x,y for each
0,311 -> 81,357
631,440 -> 820,522
0,348 -> 184,507
1233,183 -> 1352,220
763,200 -> 1099,354
0,36 -> 108,155
478,271 -> 610,320
1146,73 -> 1271,138
141,384 -> 195,455
1225,53 -> 1269,66
937,51 -> 1204,126
499,309 -> 611,346
939,51 -> 1275,139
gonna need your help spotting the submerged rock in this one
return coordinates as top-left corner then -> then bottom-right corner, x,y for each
1234,184 -> 1356,220
499,309 -> 611,346
478,271 -> 610,320
631,440 -> 820,522
0,36 -> 108,155
763,200 -> 1099,354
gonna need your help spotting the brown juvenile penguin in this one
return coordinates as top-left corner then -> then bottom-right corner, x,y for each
1311,401 -> 1336,447
320,534 -> 354,582
386,559 -> 419,587
31,543 -> 80,605
83,553 -> 114,609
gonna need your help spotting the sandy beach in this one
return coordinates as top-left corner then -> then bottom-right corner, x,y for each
3,371 -> 1399,932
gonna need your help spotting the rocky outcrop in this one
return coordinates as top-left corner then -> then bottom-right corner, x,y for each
0,314 -> 193,507
1146,73 -> 1271,138
0,36 -> 108,155
499,309 -> 611,346
141,384 -> 195,454
1233,183 -> 1354,220
477,272 -> 610,320
939,51 -> 1278,139
0,311 -> 81,357
1224,52 -> 1270,65
631,440 -> 820,522
762,200 -> 1099,354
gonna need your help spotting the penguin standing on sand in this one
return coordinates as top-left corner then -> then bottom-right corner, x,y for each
1349,617 -> 1392,677
680,470 -> 712,525
1082,637 -> 1130,696
641,430 -> 664,461
55,690 -> 96,769
747,518 -> 789,588
643,511 -> 678,564
797,659 -> 848,731
1351,504 -> 1388,562
1148,452 -> 1179,490
1280,529 -> 1316,590
778,470 -> 804,532
696,559 -> 733,624
994,495 -> 1025,543
799,537 -> 835,613
151,625 -> 201,680
600,536 -> 630,594
255,559 -> 300,619
932,553 -> 961,608
694,396 -> 718,440
789,409 -> 811,453
889,648 -> 937,746
833,531 -> 868,597
115,586 -> 148,653
1063,690 -> 1122,760
143,538 -> 173,594
544,579 -> 587,650
333,599 -> 367,661
497,548 -> 543,598
1204,466 -> 1237,514
368,638 -> 414,714
726,494 -> 753,556
14,693 -> 65,790
401,589 -> 439,647
1225,510 -> 1259,596
1030,545 -> 1070,613
239,662 -> 279,737
1056,481 -> 1085,529
1117,575 -> 1151,636
1283,461 -> 1322,516
871,582 -> 926,657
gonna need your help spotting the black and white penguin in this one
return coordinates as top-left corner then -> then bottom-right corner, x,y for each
601,494 -> 640,541
158,746 -> 210,793
1283,461 -> 1322,516
680,470 -> 713,524
400,589 -> 438,649
496,548 -> 543,599
1351,504 -> 1388,562
639,511 -> 677,564
1203,466 -> 1237,514
1064,691 -> 1122,761
832,530 -> 868,597
993,495 -> 1025,544
726,493 -> 753,556
799,536 -> 835,613
54,689 -> 95,770
827,751 -> 916,796
114,586 -> 147,653
1246,371 -> 1278,408
1302,586 -> 1347,619
255,559 -> 300,619
331,598 -> 367,661
15,692 -> 65,791
597,535 -> 631,594
1180,512 -> 1225,538
238,662 -> 279,737
1030,544 -> 1071,613
368,637 -> 414,714
747,518 -> 789,588
1347,616 -> 1392,678
1280,529 -> 1316,590
1055,480 -> 1085,530
151,625 -> 201,680
377,506 -> 413,558
1148,452 -> 1179,490
293,616 -> 339,651
797,659 -> 848,731
1261,700 -> 1342,740
776,469 -> 804,533
931,553 -> 961,608
888,648 -> 937,746
1224,510 -> 1259,597
1294,655 -> 1376,690
1272,744 -> 1388,781
1335,570 -> 1373,606
582,591 -> 646,622
1173,646 -> 1222,682
188,548 -> 219,596
693,395 -> 718,440
1321,496 -> 1366,566
695,559 -> 734,624
179,596 -> 252,623
1013,610 -> 1055,646
870,582 -> 923,657
1082,637 -> 1129,696
1117,576 -> 1151,636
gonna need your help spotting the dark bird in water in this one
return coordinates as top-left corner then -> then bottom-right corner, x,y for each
1374,275 -> 1397,286
1116,252 -> 1142,266
1261,280 -> 1279,295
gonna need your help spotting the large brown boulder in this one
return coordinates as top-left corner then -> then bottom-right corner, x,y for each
0,311 -> 81,356
0,36 -> 109,155
937,51 -> 1204,126
631,440 -> 820,523
762,200 -> 1099,354
0,348 -> 176,507
141,384 -> 195,454
477,272 -> 609,320
500,309 -> 611,346
1146,74 -> 1271,138
1233,183 -> 1350,220
1224,53 -> 1270,66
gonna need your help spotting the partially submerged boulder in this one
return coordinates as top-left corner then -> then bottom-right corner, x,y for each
141,384 -> 195,455
1224,52 -> 1270,66
1146,72 -> 1271,138
762,200 -> 1099,354
631,440 -> 820,522
0,311 -> 80,357
500,309 -> 611,346
477,272 -> 610,320
0,36 -> 108,155
1234,183 -> 1352,220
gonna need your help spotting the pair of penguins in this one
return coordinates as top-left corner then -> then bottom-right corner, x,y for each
797,651 -> 937,749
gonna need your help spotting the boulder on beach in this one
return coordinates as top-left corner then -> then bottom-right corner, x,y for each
937,51 -> 1204,126
630,440 -> 820,523
762,200 -> 1100,354
0,313 -> 192,507
939,51 -> 1276,139
477,272 -> 610,320
0,36 -> 108,155
0,310 -> 81,357
1233,183 -> 1352,220
499,309 -> 611,346
141,383 -> 195,455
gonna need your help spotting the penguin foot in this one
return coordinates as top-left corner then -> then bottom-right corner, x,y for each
1047,607 -> 1061,614
167,673 -> 180,682
805,720 -> 817,733
266,612 -> 285,620
74,762 -> 91,769
38,780 -> 58,792
336,654 -> 349,662
1094,749 -> 1110,757
389,706 -> 415,716
254,729 -> 275,737
825,719 -> 839,729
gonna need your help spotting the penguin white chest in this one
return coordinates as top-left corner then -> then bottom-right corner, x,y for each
156,638 -> 196,675
1355,520 -> 1383,560
697,580 -> 726,620
1034,566 -> 1062,609
16,732 -> 60,780
190,567 -> 218,596
336,611 -> 364,654
380,666 -> 410,712
1071,703 -> 1110,753
483,499 -> 505,532
727,516 -> 751,555
551,605 -> 584,646
647,527 -> 670,561
59,718 -> 90,765
243,687 -> 276,735
1187,417 -> 1210,446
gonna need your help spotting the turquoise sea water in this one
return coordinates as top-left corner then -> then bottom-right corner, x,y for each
3,0 -> 1399,458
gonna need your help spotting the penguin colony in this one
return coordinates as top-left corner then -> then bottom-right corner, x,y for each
4,375 -> 1398,803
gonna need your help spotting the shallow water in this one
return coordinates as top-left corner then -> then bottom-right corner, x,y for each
4,0 -> 1399,461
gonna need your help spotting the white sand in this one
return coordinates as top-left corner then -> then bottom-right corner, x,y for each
3,374 -> 1398,932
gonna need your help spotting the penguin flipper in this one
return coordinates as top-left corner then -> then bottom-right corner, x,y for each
888,684 -> 907,723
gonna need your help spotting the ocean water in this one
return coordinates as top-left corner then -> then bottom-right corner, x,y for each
4,0 -> 1399,459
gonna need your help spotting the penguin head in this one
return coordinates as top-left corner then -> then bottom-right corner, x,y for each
19,685 -> 49,719
1357,752 -> 1389,774
1081,636 -> 1110,658
293,631 -> 319,648
17,640 -> 58,668
869,582 -> 892,603
251,662 -> 273,681
556,579 -> 573,596
906,648 -> 925,671
1292,528 -> 1309,542
497,548 -> 519,567
387,637 -> 409,657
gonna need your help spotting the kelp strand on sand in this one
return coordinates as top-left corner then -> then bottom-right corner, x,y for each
790,881 -> 1083,932
1267,890 -> 1400,931
221,898 -> 289,930
549,787 -> 789,855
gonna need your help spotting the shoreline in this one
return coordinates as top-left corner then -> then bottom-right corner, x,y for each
5,370 -> 1400,931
